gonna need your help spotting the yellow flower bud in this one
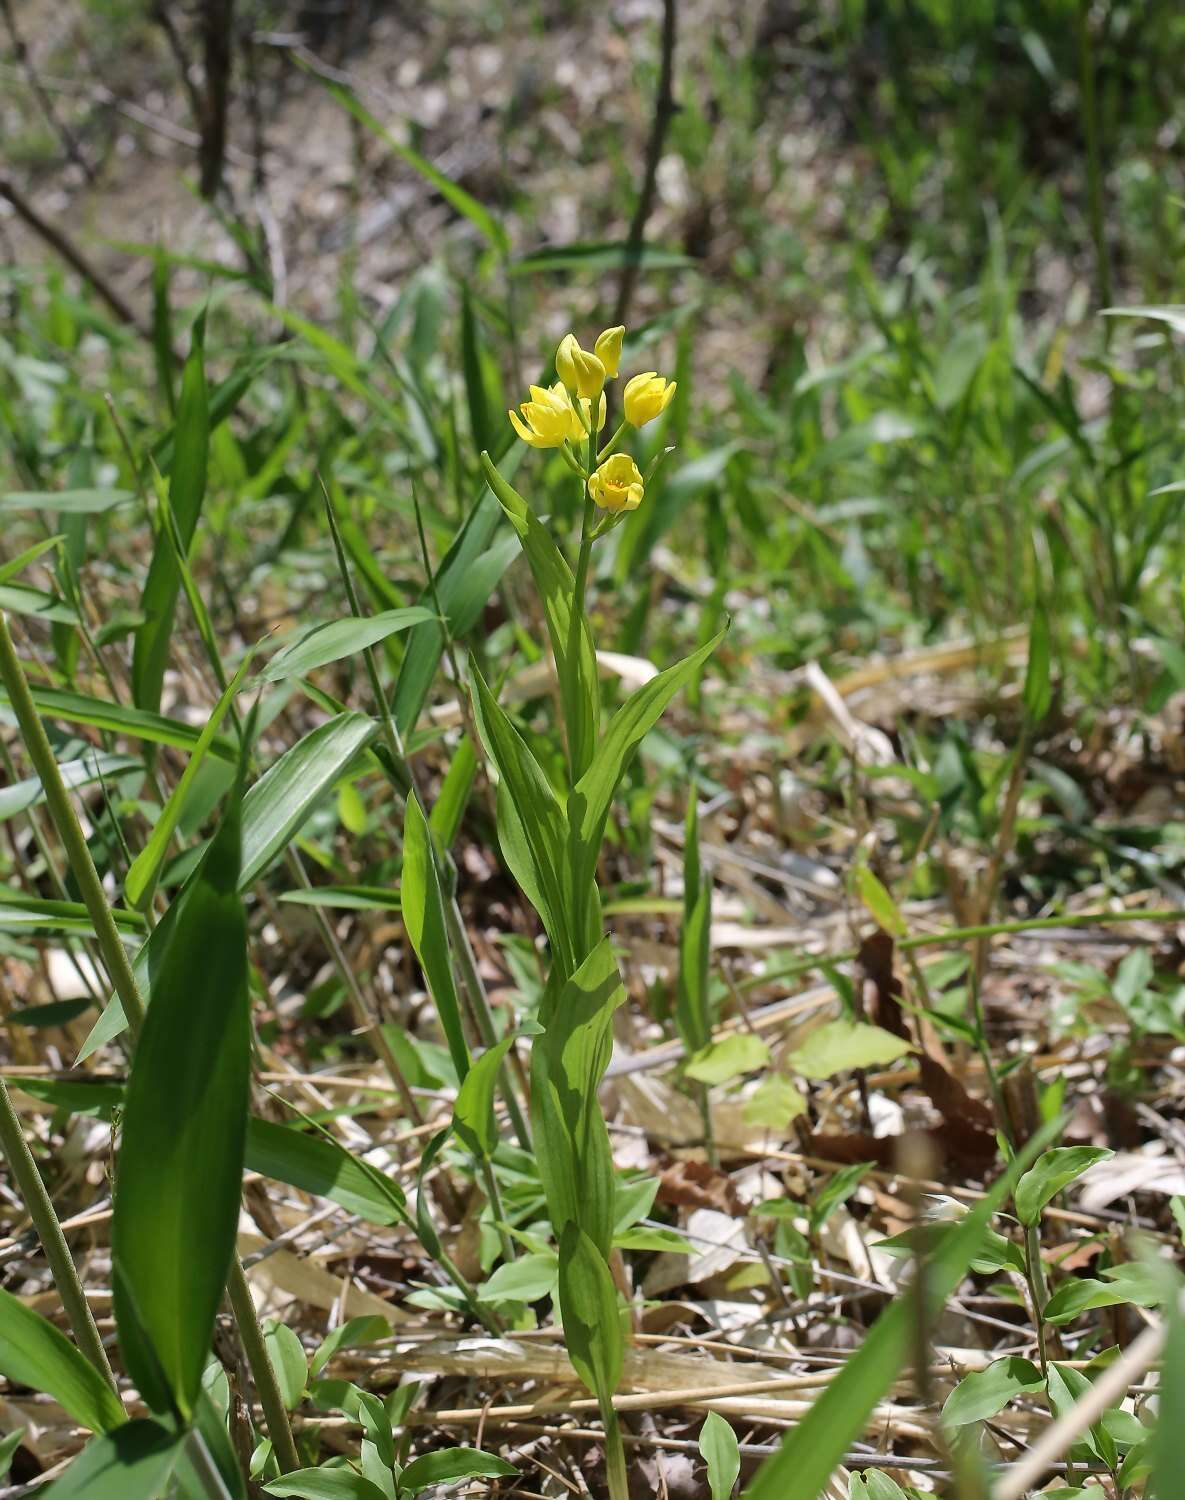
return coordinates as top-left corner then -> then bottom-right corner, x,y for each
588,453 -> 644,514
623,371 -> 676,427
508,384 -> 580,449
594,324 -> 625,378
555,332 -> 606,400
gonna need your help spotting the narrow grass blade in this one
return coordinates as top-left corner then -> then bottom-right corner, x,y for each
400,795 -> 470,1080
741,1121 -> 1059,1499
132,312 -> 209,713
124,652 -> 253,910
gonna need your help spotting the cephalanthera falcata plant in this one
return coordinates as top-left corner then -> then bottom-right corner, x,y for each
475,325 -> 722,1498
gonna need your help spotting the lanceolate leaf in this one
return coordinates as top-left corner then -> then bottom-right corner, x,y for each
699,1411 -> 741,1500
111,787 -> 251,1419
259,607 -> 433,683
454,1033 -> 518,1159
531,938 -> 626,1259
400,795 -> 471,1081
558,1222 -> 624,1405
400,1448 -> 518,1490
1014,1146 -> 1114,1227
0,1287 -> 125,1434
133,313 -> 209,714
0,684 -> 236,760
676,794 -> 711,1054
569,630 -> 725,901
480,453 -> 600,781
469,662 -> 578,971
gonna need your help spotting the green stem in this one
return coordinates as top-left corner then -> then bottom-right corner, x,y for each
225,1257 -> 301,1473
0,1077 -> 120,1394
1077,0 -> 1112,321
603,1405 -> 629,1500
0,611 -> 146,1036
1024,1222 -> 1051,1380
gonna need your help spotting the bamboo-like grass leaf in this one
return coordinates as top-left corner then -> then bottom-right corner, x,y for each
0,1287 -> 125,1434
259,607 -> 433,683
391,461 -> 522,737
461,284 -> 493,454
480,452 -> 600,781
79,711 -> 376,1059
244,1118 -> 405,1225
400,794 -> 471,1080
0,489 -> 136,514
0,752 -> 140,824
44,1419 -> 184,1499
111,784 -> 251,1419
0,685 -> 237,760
264,1471 -> 389,1500
740,1120 -> 1060,1499
239,712 -> 376,886
124,652 -> 254,911
132,313 -> 209,714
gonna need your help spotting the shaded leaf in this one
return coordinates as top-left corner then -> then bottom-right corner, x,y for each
0,1287 -> 125,1434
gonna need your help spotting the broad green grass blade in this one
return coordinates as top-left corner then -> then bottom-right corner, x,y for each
259,606 -> 433,683
480,453 -> 599,780
0,890 -> 145,936
44,1420 -> 184,1500
741,1121 -> 1059,1499
240,712 -> 376,886
461,283 -> 493,453
124,652 -> 254,910
400,795 -> 470,1080
111,785 -> 251,1419
0,685 -> 236,760
0,536 -> 66,584
265,1470 -> 388,1500
0,752 -> 140,824
132,313 -> 209,714
0,1287 -> 125,1433
400,1449 -> 518,1489
245,1118 -> 404,1226
0,489 -> 136,514
0,582 -> 77,625
277,886 -> 401,911
78,712 -> 376,1058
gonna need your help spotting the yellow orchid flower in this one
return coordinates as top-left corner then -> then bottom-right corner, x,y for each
623,371 -> 676,427
556,333 -> 606,400
588,453 -> 644,513
594,325 -> 625,379
508,384 -> 580,448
